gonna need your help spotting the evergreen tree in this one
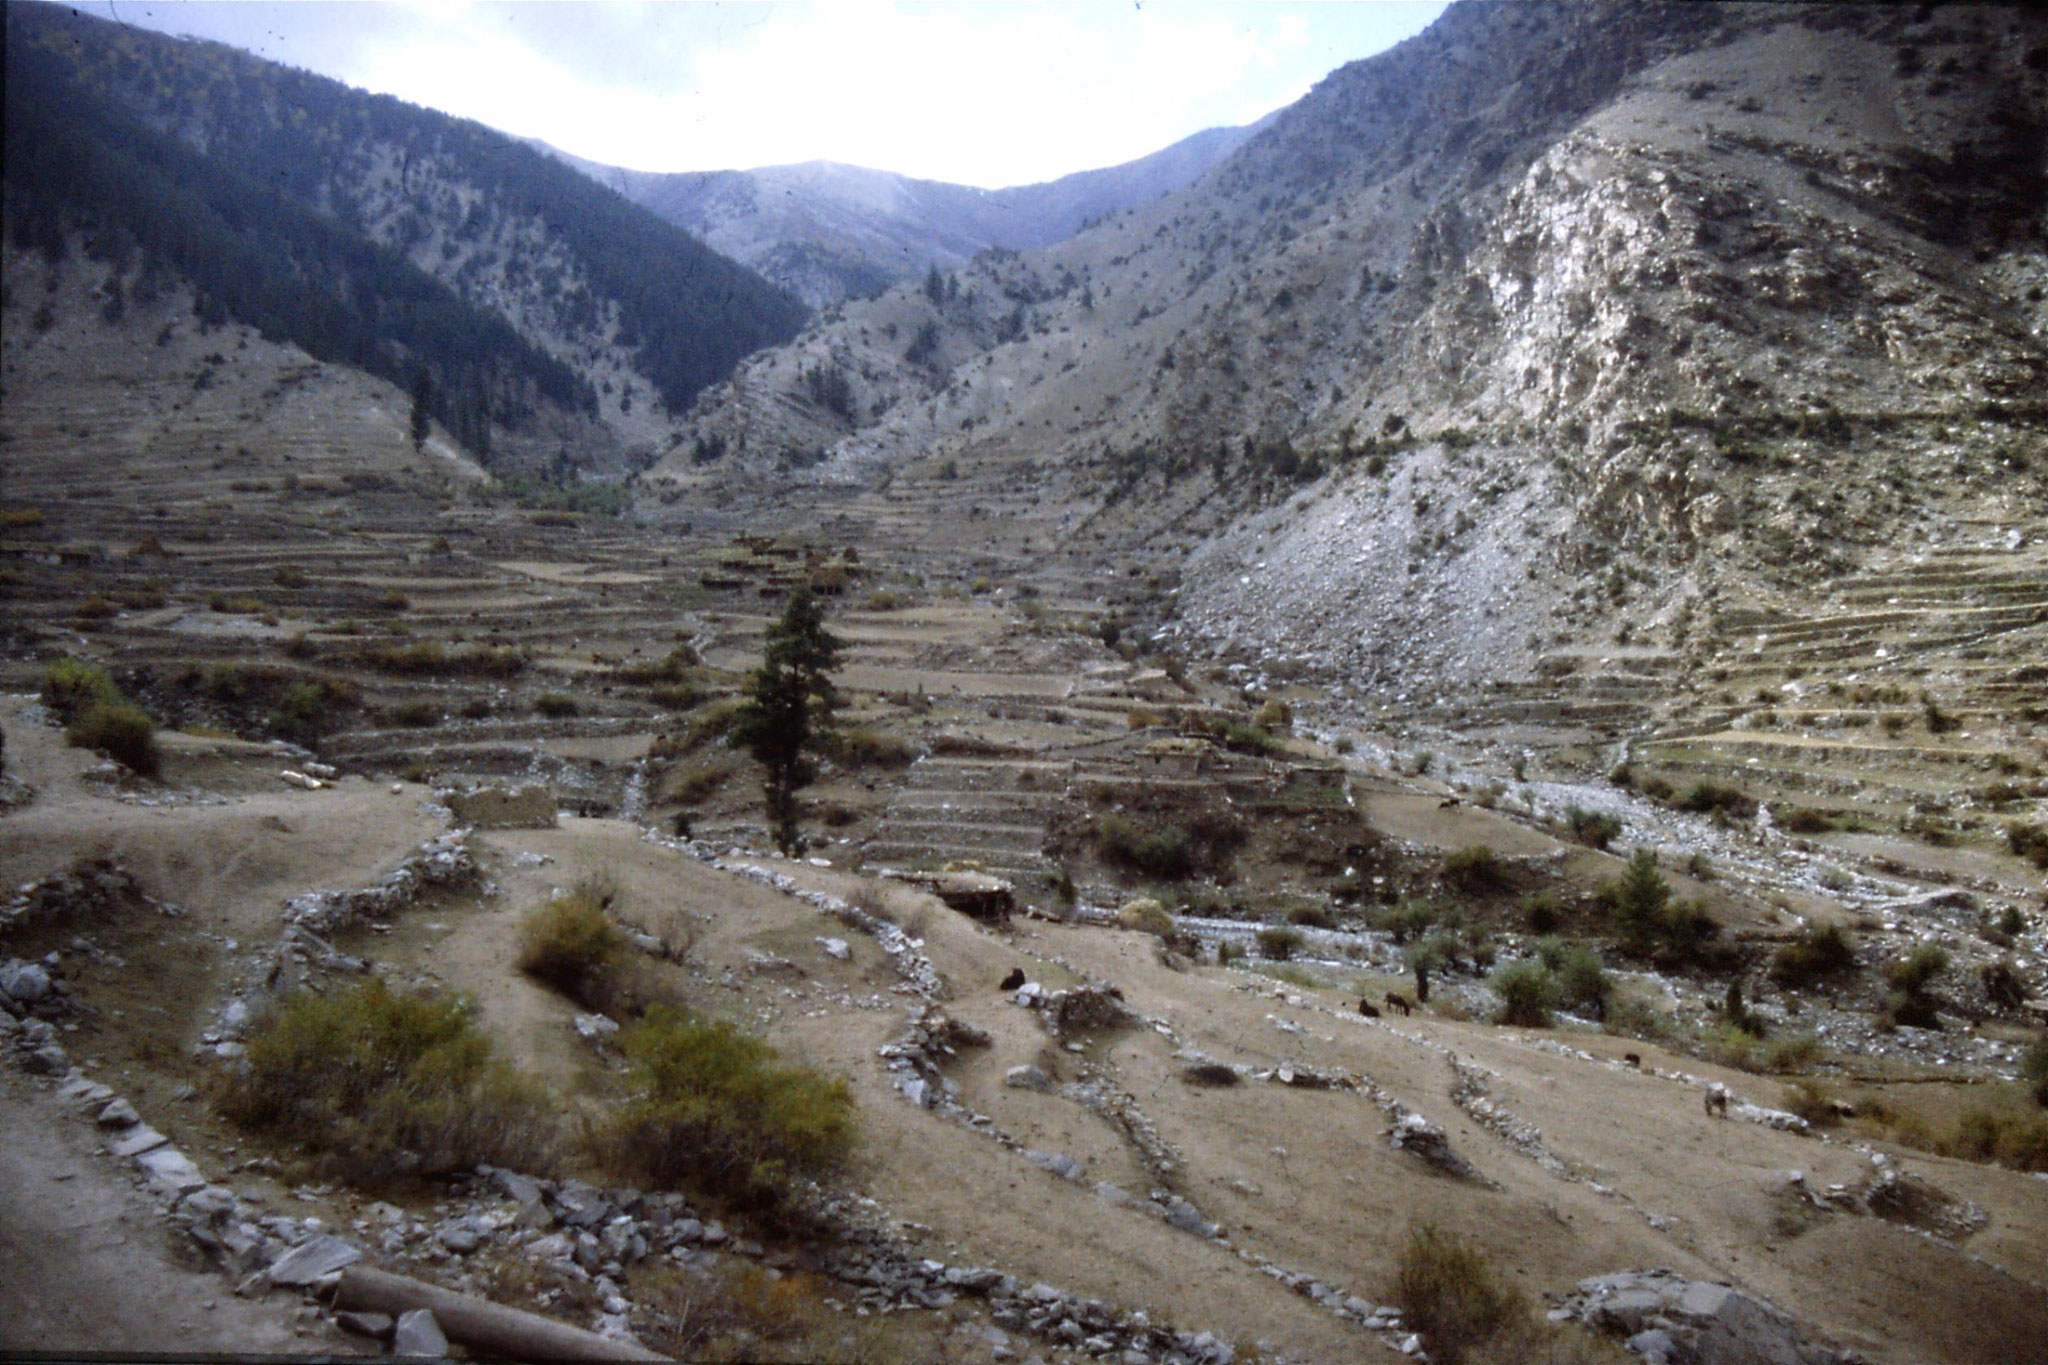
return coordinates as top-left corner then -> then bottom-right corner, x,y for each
734,588 -> 844,855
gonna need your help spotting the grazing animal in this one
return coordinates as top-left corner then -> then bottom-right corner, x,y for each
1704,1084 -> 1731,1118
1358,1000 -> 1381,1019
999,967 -> 1026,992
1385,992 -> 1414,1017
1623,1052 -> 1642,1068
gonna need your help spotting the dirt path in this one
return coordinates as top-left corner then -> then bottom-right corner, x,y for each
0,1068 -> 367,1358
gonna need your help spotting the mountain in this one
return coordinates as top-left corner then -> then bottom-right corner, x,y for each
654,0 -> 2048,694
547,123 -> 1260,307
3,1 -> 808,471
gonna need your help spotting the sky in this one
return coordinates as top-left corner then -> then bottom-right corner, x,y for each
90,1 -> 1449,188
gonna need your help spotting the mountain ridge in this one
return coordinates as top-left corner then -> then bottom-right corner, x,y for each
542,121 -> 1264,307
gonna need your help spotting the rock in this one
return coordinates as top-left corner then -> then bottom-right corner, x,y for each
180,1186 -> 240,1221
436,1222 -> 482,1255
111,1125 -> 169,1158
95,1097 -> 141,1128
551,1183 -> 617,1229
572,1014 -> 619,1046
391,1307 -> 449,1358
1162,1196 -> 1219,1239
2,960 -> 53,1004
1630,1327 -> 1680,1363
136,1145 -> 208,1197
263,1234 -> 361,1286
487,1167 -> 545,1206
21,1043 -> 69,1075
1005,1065 -> 1052,1092
820,937 -> 851,961
335,1310 -> 393,1340
1025,1150 -> 1085,1181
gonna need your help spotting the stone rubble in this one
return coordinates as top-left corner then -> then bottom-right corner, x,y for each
1549,1269 -> 1850,1365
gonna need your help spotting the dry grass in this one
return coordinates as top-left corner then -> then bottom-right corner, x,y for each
518,882 -> 625,1005
216,978 -> 558,1185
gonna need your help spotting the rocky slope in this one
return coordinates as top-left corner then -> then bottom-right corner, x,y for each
549,123 -> 1258,308
657,1 -> 2048,696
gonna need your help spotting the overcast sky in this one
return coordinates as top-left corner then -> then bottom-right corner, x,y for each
91,1 -> 1448,188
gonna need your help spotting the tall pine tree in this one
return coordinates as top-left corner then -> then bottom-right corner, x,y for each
734,588 -> 844,855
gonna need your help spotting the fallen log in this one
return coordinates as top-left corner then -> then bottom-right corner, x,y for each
333,1265 -> 668,1362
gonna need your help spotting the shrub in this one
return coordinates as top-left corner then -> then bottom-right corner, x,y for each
67,702 -> 160,777
1770,924 -> 1857,987
605,1007 -> 855,1213
1523,891 -> 1563,934
388,699 -> 441,728
1944,1107 -> 2048,1170
1286,901 -> 1338,930
1378,899 -> 1440,944
2023,1038 -> 2048,1107
518,885 -> 624,1003
647,682 -> 702,711
357,641 -> 526,678
1393,1225 -> 1527,1365
1888,944 -> 1949,996
217,978 -> 556,1184
1549,944 -> 1610,1015
535,692 -> 580,718
1778,806 -> 1835,835
1443,845 -> 1510,893
1491,959 -> 1559,1027
42,657 -> 121,720
1256,926 -> 1304,961
1679,780 -> 1756,819
1097,814 -> 1195,880
834,727 -> 916,768
2007,821 -> 2048,870
1117,898 -> 1176,938
1564,806 -> 1621,849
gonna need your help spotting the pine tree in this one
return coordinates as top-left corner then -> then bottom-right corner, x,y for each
734,588 -> 844,855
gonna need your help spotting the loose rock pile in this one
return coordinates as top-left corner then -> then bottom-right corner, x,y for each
281,832 -> 480,934
1550,1269 -> 1850,1365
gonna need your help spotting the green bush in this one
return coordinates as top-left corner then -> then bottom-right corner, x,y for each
1563,806 -> 1621,849
1770,924 -> 1857,986
2022,1038 -> 2048,1108
1443,845 -> 1510,893
1097,814 -> 1195,880
2006,821 -> 2048,870
518,886 -> 624,1003
42,657 -> 121,720
606,1007 -> 855,1213
535,692 -> 580,718
834,727 -> 917,768
1491,959 -> 1560,1027
66,701 -> 160,777
1393,1225 -> 1528,1365
217,978 -> 556,1184
1679,781 -> 1757,820
1523,891 -> 1563,934
1256,926 -> 1305,961
1377,899 -> 1440,944
1888,944 -> 1949,996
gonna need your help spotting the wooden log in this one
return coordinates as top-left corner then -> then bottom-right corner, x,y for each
333,1265 -> 668,1362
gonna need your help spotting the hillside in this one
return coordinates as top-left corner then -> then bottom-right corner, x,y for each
656,1 -> 2048,694
5,1 -> 807,471
550,124 -> 1258,308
